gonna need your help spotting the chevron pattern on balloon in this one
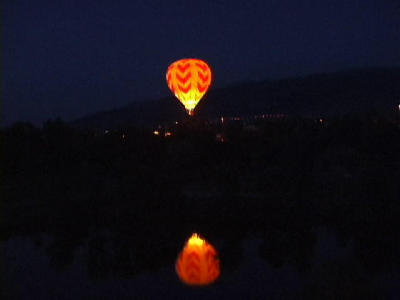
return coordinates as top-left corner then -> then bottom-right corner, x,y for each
175,233 -> 220,286
166,58 -> 212,115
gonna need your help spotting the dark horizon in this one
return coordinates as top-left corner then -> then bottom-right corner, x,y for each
3,0 -> 400,125
4,65 -> 400,128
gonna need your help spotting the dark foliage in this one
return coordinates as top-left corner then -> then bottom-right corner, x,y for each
2,113 -> 400,298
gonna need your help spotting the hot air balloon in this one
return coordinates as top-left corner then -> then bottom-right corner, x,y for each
166,58 -> 212,116
176,233 -> 220,286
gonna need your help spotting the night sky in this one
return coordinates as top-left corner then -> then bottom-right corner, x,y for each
3,0 -> 400,125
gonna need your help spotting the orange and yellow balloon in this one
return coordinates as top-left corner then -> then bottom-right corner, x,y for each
166,58 -> 212,115
176,233 -> 220,286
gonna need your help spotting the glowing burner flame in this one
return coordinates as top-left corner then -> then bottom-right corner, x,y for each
187,233 -> 205,246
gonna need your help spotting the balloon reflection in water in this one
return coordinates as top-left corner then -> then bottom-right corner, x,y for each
176,233 -> 220,286
175,233 -> 220,286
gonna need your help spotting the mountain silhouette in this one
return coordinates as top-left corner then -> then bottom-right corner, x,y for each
73,67 -> 400,129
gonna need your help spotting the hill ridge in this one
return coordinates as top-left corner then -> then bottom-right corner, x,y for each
73,67 -> 400,129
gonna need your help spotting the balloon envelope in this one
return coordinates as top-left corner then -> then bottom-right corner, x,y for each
176,233 -> 220,286
166,58 -> 212,115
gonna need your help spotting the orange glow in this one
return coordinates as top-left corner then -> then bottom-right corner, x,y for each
153,130 -> 160,135
176,233 -> 220,286
166,58 -> 212,115
165,131 -> 172,137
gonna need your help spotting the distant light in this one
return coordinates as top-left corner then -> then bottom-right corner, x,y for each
153,130 -> 160,135
175,121 -> 179,125
216,133 -> 225,143
319,118 -> 323,123
104,130 -> 109,134
165,131 -> 172,137
122,134 -> 126,139
221,116 -> 224,123
398,104 -> 400,111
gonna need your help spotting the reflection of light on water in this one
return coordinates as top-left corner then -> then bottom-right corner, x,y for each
187,233 -> 205,247
1,235 -> 301,298
216,133 -> 225,143
3,232 -> 399,298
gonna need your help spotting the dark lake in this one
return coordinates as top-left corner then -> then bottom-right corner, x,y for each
2,117 -> 400,299
2,227 -> 400,299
